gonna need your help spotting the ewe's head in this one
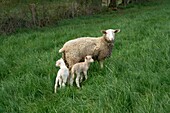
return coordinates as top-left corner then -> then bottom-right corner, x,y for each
56,58 -> 65,67
85,55 -> 94,63
102,29 -> 120,42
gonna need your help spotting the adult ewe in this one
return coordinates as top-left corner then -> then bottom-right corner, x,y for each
59,29 -> 120,69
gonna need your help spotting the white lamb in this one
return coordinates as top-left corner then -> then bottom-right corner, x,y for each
70,55 -> 94,88
54,58 -> 69,93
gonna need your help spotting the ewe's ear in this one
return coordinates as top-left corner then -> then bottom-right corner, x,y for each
114,29 -> 120,33
101,30 -> 107,34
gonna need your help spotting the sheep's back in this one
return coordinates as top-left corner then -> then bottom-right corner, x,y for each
63,37 -> 99,57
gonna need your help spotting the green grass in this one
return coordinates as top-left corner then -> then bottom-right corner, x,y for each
0,0 -> 170,112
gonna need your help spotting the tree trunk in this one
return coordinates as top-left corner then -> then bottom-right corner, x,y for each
122,0 -> 127,7
29,4 -> 38,26
109,0 -> 117,10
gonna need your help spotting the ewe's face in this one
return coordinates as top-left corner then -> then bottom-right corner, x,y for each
102,29 -> 120,42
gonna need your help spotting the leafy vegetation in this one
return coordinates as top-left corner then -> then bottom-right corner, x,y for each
0,0 -> 102,34
0,0 -> 170,112
0,0 -> 153,34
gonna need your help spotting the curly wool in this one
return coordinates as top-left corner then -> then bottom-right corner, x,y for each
59,29 -> 120,69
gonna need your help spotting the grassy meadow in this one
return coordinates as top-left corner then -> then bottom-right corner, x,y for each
0,0 -> 170,113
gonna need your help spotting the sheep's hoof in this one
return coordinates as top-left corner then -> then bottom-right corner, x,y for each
77,85 -> 81,89
100,65 -> 104,69
78,87 -> 81,89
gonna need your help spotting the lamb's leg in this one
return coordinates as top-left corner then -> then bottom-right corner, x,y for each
70,71 -> 75,86
80,75 -> 83,83
62,83 -> 65,87
99,60 -> 104,69
62,76 -> 67,87
59,77 -> 62,88
83,71 -> 88,80
54,77 -> 59,93
76,73 -> 81,88
70,78 -> 73,86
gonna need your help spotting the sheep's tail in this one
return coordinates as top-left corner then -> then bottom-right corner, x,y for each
59,47 -> 69,68
59,47 -> 64,53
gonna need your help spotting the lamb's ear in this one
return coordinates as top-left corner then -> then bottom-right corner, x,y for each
101,30 -> 107,34
114,29 -> 120,33
58,62 -> 61,66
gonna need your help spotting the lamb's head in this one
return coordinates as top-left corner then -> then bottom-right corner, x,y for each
102,29 -> 120,42
56,58 -> 65,67
85,55 -> 94,63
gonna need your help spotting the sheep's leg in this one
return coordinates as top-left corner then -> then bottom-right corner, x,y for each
54,77 -> 59,93
80,75 -> 83,83
70,72 -> 75,86
67,74 -> 70,84
99,60 -> 104,69
76,73 -> 81,88
66,55 -> 80,70
62,76 -> 67,87
83,71 -> 88,80
59,77 -> 62,88
70,78 -> 74,86
62,83 -> 66,87
66,58 -> 74,70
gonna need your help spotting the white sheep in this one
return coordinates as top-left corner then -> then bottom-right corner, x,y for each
70,55 -> 94,88
59,29 -> 120,69
54,58 -> 69,93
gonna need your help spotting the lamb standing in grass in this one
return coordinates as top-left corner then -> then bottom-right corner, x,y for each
70,55 -> 94,88
54,58 -> 69,93
59,29 -> 120,69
